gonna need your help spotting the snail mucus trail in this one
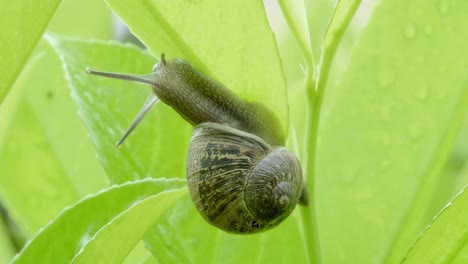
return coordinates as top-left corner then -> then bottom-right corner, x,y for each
86,53 -> 309,234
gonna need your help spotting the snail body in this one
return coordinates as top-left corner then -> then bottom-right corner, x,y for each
87,53 -> 309,233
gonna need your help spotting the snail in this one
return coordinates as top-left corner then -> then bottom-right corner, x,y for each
87,53 -> 309,233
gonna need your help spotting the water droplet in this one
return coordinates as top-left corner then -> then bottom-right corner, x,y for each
415,87 -> 428,101
424,24 -> 433,35
313,66 -> 320,80
380,160 -> 390,170
447,25 -> 454,33
438,0 -> 449,15
404,24 -> 417,39
416,8 -> 424,17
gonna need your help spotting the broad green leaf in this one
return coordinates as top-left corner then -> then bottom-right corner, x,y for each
0,53 -> 78,236
0,217 -> 15,264
105,0 -> 289,132
316,1 -> 468,263
402,186 -> 468,263
0,92 -> 78,235
0,0 -> 61,104
23,42 -> 108,197
12,178 -> 186,263
0,41 -> 108,238
144,198 -> 307,264
48,0 -> 113,40
46,34 -> 191,183
123,241 -> 157,264
71,188 -> 186,263
425,118 -> 468,224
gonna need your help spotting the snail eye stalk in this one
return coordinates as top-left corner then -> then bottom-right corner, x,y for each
86,68 -> 160,146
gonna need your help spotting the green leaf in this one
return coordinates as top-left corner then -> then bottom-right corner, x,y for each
105,0 -> 289,131
71,188 -> 186,263
12,178 -> 186,263
0,41 -> 108,237
425,119 -> 468,226
0,91 -> 78,235
0,0 -> 61,104
0,217 -> 15,264
46,34 -> 190,183
144,198 -> 307,263
316,0 -> 468,263
123,241 -> 157,264
24,42 -> 108,197
47,0 -> 113,40
402,186 -> 468,263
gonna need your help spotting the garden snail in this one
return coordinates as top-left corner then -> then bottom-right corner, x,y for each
87,53 -> 309,233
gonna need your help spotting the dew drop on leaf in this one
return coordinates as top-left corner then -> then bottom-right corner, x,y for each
416,55 -> 425,64
380,159 -> 390,170
415,87 -> 428,101
439,65 -> 447,74
378,71 -> 395,88
438,0 -> 449,16
404,24 -> 417,40
342,168 -> 359,183
415,8 -> 424,17
424,24 -> 433,36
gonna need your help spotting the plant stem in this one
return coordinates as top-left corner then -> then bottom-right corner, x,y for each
277,0 -> 314,76
300,70 -> 322,264
300,1 -> 362,263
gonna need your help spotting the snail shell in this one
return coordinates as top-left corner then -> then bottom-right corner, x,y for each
187,123 -> 303,233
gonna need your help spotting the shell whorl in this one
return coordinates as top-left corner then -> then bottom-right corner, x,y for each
186,123 -> 303,233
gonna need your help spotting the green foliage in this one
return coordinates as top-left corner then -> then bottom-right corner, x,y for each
0,0 -> 61,104
13,179 -> 186,263
0,0 -> 467,263
403,186 -> 468,263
